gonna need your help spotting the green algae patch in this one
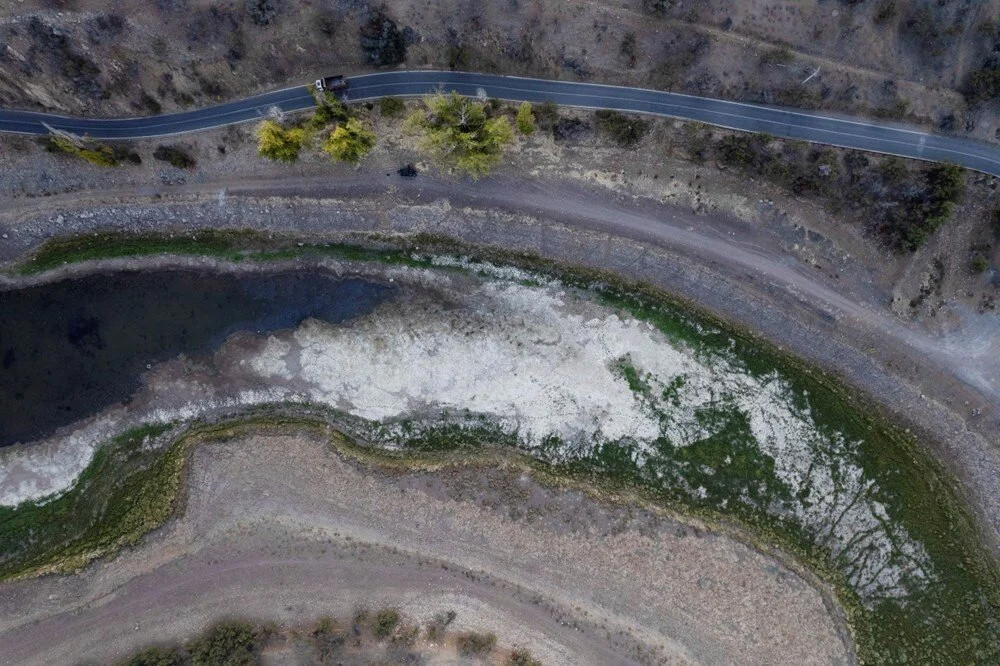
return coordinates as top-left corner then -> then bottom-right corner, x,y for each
14,230 -> 424,275
0,423 -> 179,579
16,230 -> 259,274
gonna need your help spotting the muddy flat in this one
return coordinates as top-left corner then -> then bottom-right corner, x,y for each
0,433 -> 850,665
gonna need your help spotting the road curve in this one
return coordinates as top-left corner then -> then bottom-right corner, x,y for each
2,70 -> 999,177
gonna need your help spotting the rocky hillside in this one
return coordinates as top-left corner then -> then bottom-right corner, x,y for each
0,0 -> 998,141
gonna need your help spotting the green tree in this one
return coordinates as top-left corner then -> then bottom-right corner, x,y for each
306,86 -> 351,131
404,91 -> 514,178
643,0 -> 675,13
322,118 -> 376,164
515,101 -> 535,135
255,119 -> 306,162
188,621 -> 260,666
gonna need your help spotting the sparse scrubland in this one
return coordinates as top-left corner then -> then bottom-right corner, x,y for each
115,610 -> 533,666
703,129 -> 968,251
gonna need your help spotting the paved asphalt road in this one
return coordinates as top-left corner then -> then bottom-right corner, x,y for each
2,70 -> 999,177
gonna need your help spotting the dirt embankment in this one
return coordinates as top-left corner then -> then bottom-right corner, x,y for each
0,432 -> 853,665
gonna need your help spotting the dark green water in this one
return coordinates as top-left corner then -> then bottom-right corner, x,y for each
0,270 -> 391,446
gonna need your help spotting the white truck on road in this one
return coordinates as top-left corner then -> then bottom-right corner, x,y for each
315,75 -> 349,92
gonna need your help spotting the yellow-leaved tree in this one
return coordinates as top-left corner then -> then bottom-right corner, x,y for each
256,119 -> 307,162
516,101 -> 535,135
322,118 -> 377,164
404,91 -> 514,178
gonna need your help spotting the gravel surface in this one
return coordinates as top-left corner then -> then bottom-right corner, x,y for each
0,433 -> 852,665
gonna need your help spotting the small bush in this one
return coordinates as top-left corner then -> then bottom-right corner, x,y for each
717,133 -> 764,168
245,0 -> 278,26
642,0 -> 675,14
875,0 -> 898,24
759,46 -> 793,66
140,92 -> 162,115
879,156 -> 908,186
390,624 -> 419,647
901,6 -> 948,57
153,145 -> 196,169
595,109 -> 649,147
682,123 -> 713,162
118,646 -> 184,666
774,86 -> 822,109
533,100 -> 559,131
425,610 -> 456,641
187,620 -> 260,666
372,608 -> 400,639
312,617 -> 346,662
455,631 -> 497,656
972,254 -> 989,273
620,31 -> 638,68
516,101 -> 535,135
963,66 -> 1000,104
649,56 -> 694,90
379,96 -> 405,117
505,649 -> 542,666
40,135 -> 133,167
552,116 -> 591,142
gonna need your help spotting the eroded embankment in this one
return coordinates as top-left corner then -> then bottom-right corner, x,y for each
0,242 -> 997,664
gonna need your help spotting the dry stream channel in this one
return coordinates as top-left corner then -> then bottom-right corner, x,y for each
0,246 -> 997,664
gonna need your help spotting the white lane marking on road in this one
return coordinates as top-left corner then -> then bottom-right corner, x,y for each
350,70 -> 934,136
33,94 -> 316,134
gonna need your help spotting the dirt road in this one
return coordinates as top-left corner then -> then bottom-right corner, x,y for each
0,433 -> 852,665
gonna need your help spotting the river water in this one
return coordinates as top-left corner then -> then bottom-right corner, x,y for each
0,270 -> 392,447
